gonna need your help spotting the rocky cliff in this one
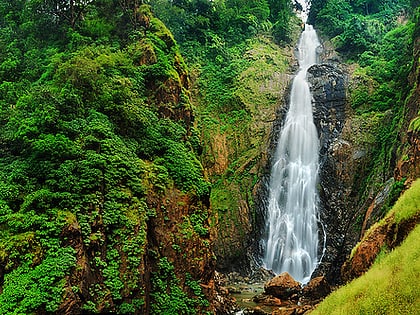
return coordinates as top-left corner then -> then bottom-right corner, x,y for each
341,28 -> 420,283
307,61 -> 350,283
309,20 -> 420,284
197,35 -> 299,272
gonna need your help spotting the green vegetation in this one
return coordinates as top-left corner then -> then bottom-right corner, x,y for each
348,19 -> 415,194
150,0 -> 295,46
314,227 -> 420,314
310,0 -> 412,57
149,0 -> 300,265
0,247 -> 76,314
391,179 -> 420,224
1,0 -> 418,312
0,0 -> 300,309
350,179 -> 420,259
313,214 -> 420,314
0,1 -> 211,313
311,0 -> 419,214
150,257 -> 209,315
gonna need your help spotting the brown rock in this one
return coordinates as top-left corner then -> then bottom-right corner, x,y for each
272,304 -> 314,315
297,304 -> 315,314
342,211 -> 420,283
341,221 -> 388,282
301,276 -> 331,300
252,307 -> 271,315
264,272 -> 301,299
272,307 -> 296,315
253,293 -> 283,307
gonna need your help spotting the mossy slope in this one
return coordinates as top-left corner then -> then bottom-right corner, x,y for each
312,180 -> 420,314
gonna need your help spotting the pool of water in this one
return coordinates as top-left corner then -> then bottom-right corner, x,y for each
229,283 -> 277,314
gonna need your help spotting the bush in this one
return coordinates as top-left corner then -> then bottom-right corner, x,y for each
0,247 -> 76,314
150,257 -> 209,315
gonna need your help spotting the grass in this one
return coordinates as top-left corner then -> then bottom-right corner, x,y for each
409,114 -> 420,132
350,178 -> 420,258
390,178 -> 420,223
311,180 -> 420,315
312,224 -> 420,314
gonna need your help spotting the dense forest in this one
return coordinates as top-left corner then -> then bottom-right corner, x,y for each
0,0 -> 419,314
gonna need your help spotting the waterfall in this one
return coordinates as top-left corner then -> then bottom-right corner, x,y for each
262,24 -> 321,284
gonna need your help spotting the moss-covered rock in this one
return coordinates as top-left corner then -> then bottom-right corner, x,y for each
196,35 -> 297,272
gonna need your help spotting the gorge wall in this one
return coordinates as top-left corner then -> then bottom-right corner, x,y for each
209,19 -> 419,287
1,1 -> 418,313
307,61 -> 350,282
198,35 -> 299,272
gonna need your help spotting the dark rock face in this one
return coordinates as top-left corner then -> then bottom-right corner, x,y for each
307,63 -> 353,283
307,63 -> 346,152
254,62 -> 355,285
213,272 -> 240,315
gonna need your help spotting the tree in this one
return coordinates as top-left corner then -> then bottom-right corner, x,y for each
27,0 -> 95,29
316,0 -> 353,37
119,0 -> 144,28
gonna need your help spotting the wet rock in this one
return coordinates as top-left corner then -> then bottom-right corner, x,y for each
250,267 -> 277,283
249,307 -> 271,315
308,63 -> 346,168
272,308 -> 296,315
252,293 -> 283,306
264,273 -> 301,299
301,276 -> 331,300
361,178 -> 395,235
306,62 -> 357,284
214,271 -> 240,315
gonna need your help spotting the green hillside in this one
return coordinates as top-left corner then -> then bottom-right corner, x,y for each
312,180 -> 420,314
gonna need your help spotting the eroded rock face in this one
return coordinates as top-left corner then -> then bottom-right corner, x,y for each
213,272 -> 240,315
308,63 -> 346,153
306,37 -> 420,285
307,63 -> 354,283
341,212 -> 420,282
205,38 -> 296,274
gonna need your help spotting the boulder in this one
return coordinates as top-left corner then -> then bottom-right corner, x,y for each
272,308 -> 296,315
271,305 -> 313,315
264,272 -> 301,299
301,276 -> 331,300
250,307 -> 270,315
252,293 -> 282,307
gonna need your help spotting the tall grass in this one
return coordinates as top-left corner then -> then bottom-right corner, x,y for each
311,180 -> 420,314
391,178 -> 420,223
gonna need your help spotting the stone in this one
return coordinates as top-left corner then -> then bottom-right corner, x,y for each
272,307 -> 297,315
301,276 -> 331,300
264,272 -> 301,299
251,307 -> 270,315
306,62 -> 355,284
252,293 -> 283,307
250,267 -> 276,283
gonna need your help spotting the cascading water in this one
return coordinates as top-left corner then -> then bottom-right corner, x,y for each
262,24 -> 322,285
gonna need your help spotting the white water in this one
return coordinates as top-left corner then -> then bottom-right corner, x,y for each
295,0 -> 311,23
263,24 -> 321,284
